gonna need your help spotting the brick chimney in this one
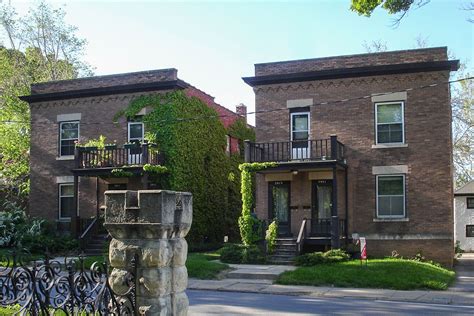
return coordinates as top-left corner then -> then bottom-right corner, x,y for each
236,103 -> 247,122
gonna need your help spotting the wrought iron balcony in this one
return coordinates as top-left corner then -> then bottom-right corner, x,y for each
244,136 -> 345,163
74,143 -> 163,171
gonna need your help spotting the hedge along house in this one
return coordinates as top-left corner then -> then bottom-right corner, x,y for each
243,47 -> 459,266
21,68 -> 249,250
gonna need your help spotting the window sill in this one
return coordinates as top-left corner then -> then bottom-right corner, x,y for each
373,217 -> 409,222
372,143 -> 408,149
56,156 -> 75,161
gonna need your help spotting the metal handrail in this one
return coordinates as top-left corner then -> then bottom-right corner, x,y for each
296,218 -> 307,254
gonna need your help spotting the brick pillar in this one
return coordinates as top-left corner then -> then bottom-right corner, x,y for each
105,190 -> 192,315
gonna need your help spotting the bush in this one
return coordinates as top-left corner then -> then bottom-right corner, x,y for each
295,249 -> 350,266
21,234 -> 79,254
0,201 -> 43,248
220,244 -> 266,264
265,220 -> 278,254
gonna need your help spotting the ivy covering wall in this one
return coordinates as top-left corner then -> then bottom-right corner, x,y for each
115,91 -> 254,244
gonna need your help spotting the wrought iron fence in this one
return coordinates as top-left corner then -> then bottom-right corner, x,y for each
0,249 -> 137,315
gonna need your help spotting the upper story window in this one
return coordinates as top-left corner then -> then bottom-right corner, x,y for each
128,121 -> 144,143
375,102 -> 404,144
467,197 -> 474,209
59,121 -> 79,157
291,112 -> 309,142
376,175 -> 406,218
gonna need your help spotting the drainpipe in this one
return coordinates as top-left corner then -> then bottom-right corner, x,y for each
331,166 -> 340,249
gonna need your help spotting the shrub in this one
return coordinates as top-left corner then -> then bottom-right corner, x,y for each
220,244 -> 243,263
0,201 -> 43,248
21,234 -> 79,254
295,249 -> 350,266
265,220 -> 278,254
220,244 -> 266,264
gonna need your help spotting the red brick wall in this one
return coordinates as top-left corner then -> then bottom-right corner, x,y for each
252,48 -> 454,265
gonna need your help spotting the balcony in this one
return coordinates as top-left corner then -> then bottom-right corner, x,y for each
244,136 -> 345,164
72,143 -> 164,176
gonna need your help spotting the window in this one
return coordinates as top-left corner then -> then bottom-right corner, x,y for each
108,183 -> 127,190
59,121 -> 79,156
376,175 -> 405,218
467,225 -> 474,238
375,102 -> 404,144
128,121 -> 144,143
467,197 -> 474,209
59,183 -> 74,220
291,112 -> 310,159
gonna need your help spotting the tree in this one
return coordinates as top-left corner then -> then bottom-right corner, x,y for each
350,0 -> 473,26
0,1 -> 92,205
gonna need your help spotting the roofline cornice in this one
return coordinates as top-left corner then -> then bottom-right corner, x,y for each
242,60 -> 460,87
20,79 -> 189,104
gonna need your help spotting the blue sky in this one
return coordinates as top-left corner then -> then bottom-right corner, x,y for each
9,0 -> 474,124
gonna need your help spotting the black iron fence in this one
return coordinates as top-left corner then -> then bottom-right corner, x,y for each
0,249 -> 137,315
309,218 -> 346,237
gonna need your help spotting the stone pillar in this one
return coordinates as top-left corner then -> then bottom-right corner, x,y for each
104,190 -> 192,315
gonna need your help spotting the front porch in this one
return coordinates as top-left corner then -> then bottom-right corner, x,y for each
246,135 -> 348,252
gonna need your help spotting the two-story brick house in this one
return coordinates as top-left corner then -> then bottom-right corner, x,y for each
21,68 -> 246,246
243,47 -> 458,266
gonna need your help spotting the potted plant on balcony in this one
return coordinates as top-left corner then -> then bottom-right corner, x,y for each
124,142 -> 139,149
104,140 -> 117,150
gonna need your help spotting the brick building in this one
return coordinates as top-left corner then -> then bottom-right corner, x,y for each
21,68 -> 245,245
242,47 -> 458,266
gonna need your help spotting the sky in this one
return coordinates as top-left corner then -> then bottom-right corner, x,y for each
5,0 -> 474,125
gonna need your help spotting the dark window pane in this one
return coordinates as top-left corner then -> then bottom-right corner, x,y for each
60,197 -> 74,218
377,123 -> 403,143
61,140 -> 76,156
378,197 -> 391,216
378,176 -> 404,195
467,225 -> 474,237
293,131 -> 308,140
467,198 -> 474,209
61,122 -> 79,139
293,114 -> 308,131
129,123 -> 143,139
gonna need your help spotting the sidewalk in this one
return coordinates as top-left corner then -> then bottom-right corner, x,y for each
188,257 -> 474,307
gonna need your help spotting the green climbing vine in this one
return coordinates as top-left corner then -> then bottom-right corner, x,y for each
238,162 -> 277,245
265,219 -> 278,254
115,91 -> 254,244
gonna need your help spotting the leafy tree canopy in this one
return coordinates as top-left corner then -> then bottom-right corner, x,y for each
0,1 -> 91,203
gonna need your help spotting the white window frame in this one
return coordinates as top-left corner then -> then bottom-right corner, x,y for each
375,101 -> 405,145
58,183 -> 74,221
290,112 -> 310,159
127,121 -> 144,143
376,174 -> 406,218
59,121 -> 80,157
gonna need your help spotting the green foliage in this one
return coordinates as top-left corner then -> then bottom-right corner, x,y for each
238,162 -> 277,245
21,234 -> 79,254
219,243 -> 266,264
265,220 -> 278,254
295,249 -> 351,266
350,0 -> 416,16
227,118 -> 256,153
115,91 -> 244,244
277,258 -> 455,290
0,1 -> 91,204
142,164 -> 168,174
110,168 -> 134,178
78,135 -> 107,149
0,201 -> 43,248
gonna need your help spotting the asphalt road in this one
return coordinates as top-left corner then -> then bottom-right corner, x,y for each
187,290 -> 474,315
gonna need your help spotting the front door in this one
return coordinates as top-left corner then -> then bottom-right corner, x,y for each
311,180 -> 333,236
269,181 -> 291,236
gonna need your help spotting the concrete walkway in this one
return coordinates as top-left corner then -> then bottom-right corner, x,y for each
451,253 -> 474,292
188,259 -> 474,307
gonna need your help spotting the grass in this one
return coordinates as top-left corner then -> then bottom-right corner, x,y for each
186,252 -> 229,279
276,258 -> 455,291
0,249 -> 43,267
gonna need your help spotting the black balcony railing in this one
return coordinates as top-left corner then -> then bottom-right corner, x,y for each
309,218 -> 346,237
244,136 -> 345,163
75,143 -> 163,169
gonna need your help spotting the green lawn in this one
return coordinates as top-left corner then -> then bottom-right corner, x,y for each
186,252 -> 229,279
277,259 -> 455,290
0,249 -> 43,267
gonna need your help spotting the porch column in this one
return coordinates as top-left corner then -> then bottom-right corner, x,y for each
331,166 -> 340,248
244,140 -> 251,163
72,175 -> 80,238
